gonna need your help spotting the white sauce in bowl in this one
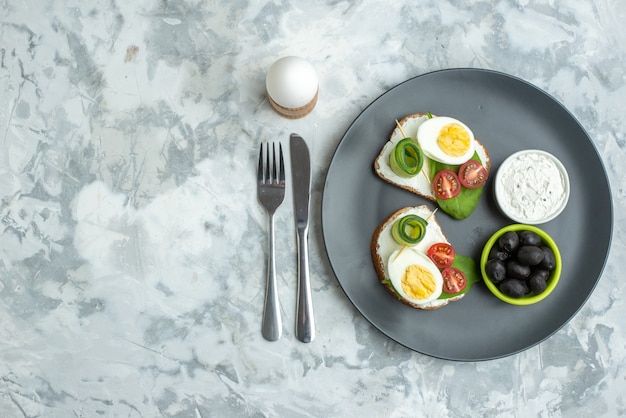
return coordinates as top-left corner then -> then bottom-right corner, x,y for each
494,150 -> 570,224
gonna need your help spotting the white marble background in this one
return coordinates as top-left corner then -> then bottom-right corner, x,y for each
1,0 -> 625,416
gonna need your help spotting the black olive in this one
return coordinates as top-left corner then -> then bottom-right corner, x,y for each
498,231 -> 520,253
499,279 -> 529,298
506,260 -> 531,279
516,246 -> 544,266
486,259 -> 507,284
541,246 -> 556,270
489,245 -> 510,261
518,231 -> 542,246
530,268 -> 551,280
529,274 -> 548,294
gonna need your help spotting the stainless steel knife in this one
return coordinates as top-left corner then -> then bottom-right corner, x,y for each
290,133 -> 315,343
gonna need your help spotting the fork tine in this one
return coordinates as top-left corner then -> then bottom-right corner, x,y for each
258,143 -> 264,182
271,143 -> 278,184
264,142 -> 270,183
279,143 -> 285,184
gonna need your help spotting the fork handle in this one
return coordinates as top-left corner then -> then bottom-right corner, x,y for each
295,226 -> 315,343
262,214 -> 282,341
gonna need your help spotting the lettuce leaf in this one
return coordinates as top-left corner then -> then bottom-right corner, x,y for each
438,254 -> 481,300
429,151 -> 485,220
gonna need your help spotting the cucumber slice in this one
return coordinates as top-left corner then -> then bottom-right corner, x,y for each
389,138 -> 424,178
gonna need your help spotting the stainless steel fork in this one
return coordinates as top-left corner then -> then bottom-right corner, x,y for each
257,142 -> 285,341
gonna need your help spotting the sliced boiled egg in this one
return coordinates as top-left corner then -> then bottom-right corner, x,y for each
388,248 -> 443,305
417,116 -> 475,165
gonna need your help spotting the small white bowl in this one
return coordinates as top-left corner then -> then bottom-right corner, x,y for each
494,150 -> 570,224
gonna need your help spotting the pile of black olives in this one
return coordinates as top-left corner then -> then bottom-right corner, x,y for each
485,230 -> 557,298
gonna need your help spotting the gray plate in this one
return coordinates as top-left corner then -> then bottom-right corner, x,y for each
321,68 -> 613,361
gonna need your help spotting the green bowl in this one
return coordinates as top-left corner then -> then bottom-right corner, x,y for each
480,224 -> 562,305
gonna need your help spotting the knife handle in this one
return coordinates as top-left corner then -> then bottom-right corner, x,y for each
295,226 -> 315,343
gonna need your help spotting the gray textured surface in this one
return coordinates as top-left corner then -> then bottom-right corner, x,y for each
1,0 -> 625,416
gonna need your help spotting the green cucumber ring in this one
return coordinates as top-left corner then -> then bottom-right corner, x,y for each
391,214 -> 428,246
389,138 -> 424,177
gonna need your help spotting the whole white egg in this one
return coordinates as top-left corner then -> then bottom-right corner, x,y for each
417,116 -> 475,165
388,248 -> 443,305
266,56 -> 318,110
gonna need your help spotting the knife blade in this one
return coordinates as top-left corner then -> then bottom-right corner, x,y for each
290,133 -> 315,343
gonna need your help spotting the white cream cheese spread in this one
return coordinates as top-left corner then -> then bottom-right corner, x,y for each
495,150 -> 569,223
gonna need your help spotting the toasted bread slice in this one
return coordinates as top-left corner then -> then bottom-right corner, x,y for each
374,113 -> 491,202
370,205 -> 464,310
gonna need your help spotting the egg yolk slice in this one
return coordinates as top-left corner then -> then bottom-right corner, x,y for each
437,123 -> 471,157
401,264 -> 438,300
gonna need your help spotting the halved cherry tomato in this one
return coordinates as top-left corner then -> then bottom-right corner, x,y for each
458,159 -> 488,189
433,169 -> 461,200
427,243 -> 455,269
441,267 -> 467,294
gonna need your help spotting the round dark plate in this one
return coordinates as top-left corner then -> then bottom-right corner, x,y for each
321,68 -> 613,361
